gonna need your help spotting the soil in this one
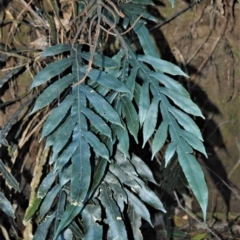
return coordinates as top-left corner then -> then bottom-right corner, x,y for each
0,0 -> 240,239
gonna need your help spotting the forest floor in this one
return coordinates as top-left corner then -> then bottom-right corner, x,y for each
0,0 -> 240,239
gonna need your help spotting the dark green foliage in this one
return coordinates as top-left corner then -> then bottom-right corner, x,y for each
0,0 -> 208,239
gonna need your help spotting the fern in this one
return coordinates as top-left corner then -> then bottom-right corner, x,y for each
0,0 -> 208,239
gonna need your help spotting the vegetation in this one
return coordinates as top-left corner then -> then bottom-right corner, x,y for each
0,0 -> 208,239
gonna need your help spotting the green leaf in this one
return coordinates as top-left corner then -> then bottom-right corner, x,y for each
41,93 -> 76,139
60,166 -> 72,187
132,20 -> 159,58
168,0 -> 175,7
45,127 -> 60,149
81,107 -> 112,139
181,140 -> 194,154
165,141 -> 177,166
31,74 -> 76,113
70,96 -> 90,204
61,228 -> 73,239
51,114 -> 77,155
94,83 -> 111,97
53,141 -> 78,171
54,204 -> 83,240
191,232 -> 207,240
31,57 -> 74,89
134,83 -> 141,104
160,93 -> 208,221
139,81 -> 150,126
132,177 -> 166,212
81,85 -> 123,128
142,99 -> 159,147
0,191 -> 15,218
169,107 -> 203,140
82,204 -> 102,240
160,87 -> 204,118
125,188 -> 152,226
177,147 -> 208,222
99,183 -> 128,240
105,49 -> 123,76
151,120 -> 169,159
172,228 -> 187,238
138,55 -> 189,77
110,182 -> 127,212
101,136 -> 114,157
123,5 -> 157,22
121,95 -> 139,143
126,66 -> 138,99
24,197 -> 42,221
148,71 -> 190,98
159,96 -> 171,122
39,184 -> 61,220
33,212 -> 56,240
127,206 -> 143,240
0,159 -> 20,192
54,190 -> 67,233
104,172 -> 128,212
114,125 -> 130,159
109,164 -> 139,189
131,154 -> 157,184
81,52 -> 119,69
38,171 -> 59,198
83,131 -> 109,159
179,130 -> 207,157
71,98 -> 87,129
89,158 -> 108,197
84,68 -> 131,94
123,16 -> 130,29
69,221 -> 83,238
42,44 -> 71,57
114,151 -> 136,175
71,136 -> 91,205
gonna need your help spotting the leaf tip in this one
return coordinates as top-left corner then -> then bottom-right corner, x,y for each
29,107 -> 37,116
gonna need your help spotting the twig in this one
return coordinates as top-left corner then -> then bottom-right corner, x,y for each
191,16 -> 228,82
12,110 -> 50,165
105,0 -> 125,18
173,191 -> 222,240
0,93 -> 29,109
72,6 -> 97,45
186,30 -> 212,65
101,14 -> 142,37
200,162 -> 240,202
72,0 -> 130,86
101,14 -> 128,58
17,0 -> 47,26
149,1 -> 202,32
205,120 -> 236,142
73,0 -> 102,86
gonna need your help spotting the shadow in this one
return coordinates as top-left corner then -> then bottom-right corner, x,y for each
125,3 -> 233,236
182,0 -> 192,4
181,74 -> 231,218
146,0 -> 166,23
0,0 -> 9,10
145,4 -> 232,223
